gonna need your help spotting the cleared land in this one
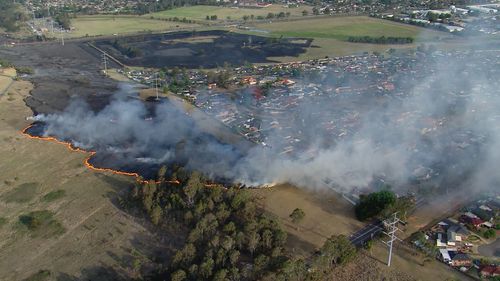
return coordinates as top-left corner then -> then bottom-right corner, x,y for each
147,5 -> 313,21
69,15 -> 199,38
0,80 -> 172,280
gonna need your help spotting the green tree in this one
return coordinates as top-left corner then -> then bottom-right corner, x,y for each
355,190 -> 396,221
213,269 -> 228,281
199,257 -> 215,279
247,231 -> 260,256
318,234 -> 357,266
229,249 -> 240,266
150,204 -> 162,225
483,229 -> 496,239
171,269 -> 187,281
184,172 -> 203,206
289,208 -> 305,229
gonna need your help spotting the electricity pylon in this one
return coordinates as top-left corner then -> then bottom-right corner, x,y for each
382,212 -> 402,267
102,53 -> 108,74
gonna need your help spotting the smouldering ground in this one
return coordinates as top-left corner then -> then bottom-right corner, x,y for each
68,15 -> 199,38
0,79 -> 173,280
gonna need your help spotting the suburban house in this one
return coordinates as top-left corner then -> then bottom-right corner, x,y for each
480,265 -> 500,278
450,253 -> 472,267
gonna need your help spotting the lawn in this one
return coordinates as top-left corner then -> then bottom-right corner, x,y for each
147,4 -> 313,21
68,15 -> 199,38
253,16 -> 449,42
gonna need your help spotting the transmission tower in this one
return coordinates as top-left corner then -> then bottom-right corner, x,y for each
382,212 -> 402,267
102,53 -> 108,74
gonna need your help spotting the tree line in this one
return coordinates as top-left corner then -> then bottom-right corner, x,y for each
347,36 -> 414,44
124,166 -> 358,280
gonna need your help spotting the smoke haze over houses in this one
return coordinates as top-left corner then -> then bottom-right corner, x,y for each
30,50 -> 500,194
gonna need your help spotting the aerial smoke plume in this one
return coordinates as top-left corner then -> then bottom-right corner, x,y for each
31,50 -> 500,193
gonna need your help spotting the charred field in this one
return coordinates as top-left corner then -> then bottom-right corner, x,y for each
0,40 -> 252,183
93,30 -> 312,68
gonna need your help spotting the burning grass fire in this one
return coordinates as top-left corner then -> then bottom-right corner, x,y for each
21,124 -> 179,185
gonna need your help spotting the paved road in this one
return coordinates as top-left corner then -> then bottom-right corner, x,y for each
349,220 -> 384,247
349,196 -> 426,247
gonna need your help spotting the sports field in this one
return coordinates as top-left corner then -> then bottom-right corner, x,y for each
253,16 -> 449,41
147,5 -> 313,21
69,15 -> 198,38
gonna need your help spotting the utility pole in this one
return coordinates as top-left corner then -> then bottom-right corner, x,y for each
382,212 -> 402,267
102,53 -> 108,74
60,31 -> 64,46
155,72 -> 159,100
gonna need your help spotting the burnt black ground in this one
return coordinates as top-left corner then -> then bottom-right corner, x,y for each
0,41 -> 120,115
94,30 -> 311,68
0,38 -> 253,181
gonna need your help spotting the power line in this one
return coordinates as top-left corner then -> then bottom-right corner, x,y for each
381,212 -> 402,267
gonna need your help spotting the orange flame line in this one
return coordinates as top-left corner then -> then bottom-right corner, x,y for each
21,124 -> 179,185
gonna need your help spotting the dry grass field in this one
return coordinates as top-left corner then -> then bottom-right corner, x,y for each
0,67 -> 15,96
69,15 -> 199,38
250,184 -> 363,257
0,80 -> 174,280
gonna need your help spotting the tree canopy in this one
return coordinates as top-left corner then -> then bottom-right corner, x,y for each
355,190 -> 397,221
0,1 -> 28,32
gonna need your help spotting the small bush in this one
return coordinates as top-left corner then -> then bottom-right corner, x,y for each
0,217 -> 7,228
23,270 -> 51,281
42,190 -> 66,202
18,210 -> 65,238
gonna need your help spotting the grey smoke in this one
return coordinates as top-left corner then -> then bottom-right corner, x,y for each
33,50 -> 500,194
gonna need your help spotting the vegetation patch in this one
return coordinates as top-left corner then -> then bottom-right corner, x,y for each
355,189 -> 415,221
0,2 -> 28,32
348,36 -> 414,44
41,189 -> 66,202
23,270 -> 51,281
124,167 -> 358,280
0,217 -> 8,228
2,182 -> 39,203
18,210 -> 65,238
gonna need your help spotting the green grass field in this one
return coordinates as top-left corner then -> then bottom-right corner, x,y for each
147,5 -> 313,21
69,15 -> 199,38
253,16 -> 448,41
